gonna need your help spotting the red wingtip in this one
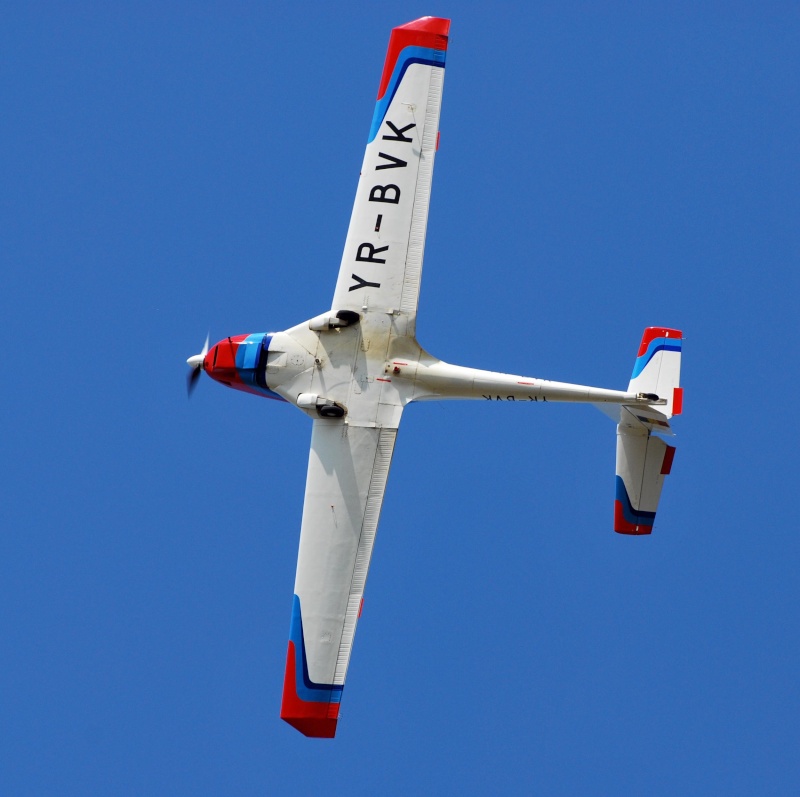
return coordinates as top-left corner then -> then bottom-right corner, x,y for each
394,16 -> 451,37
377,17 -> 450,99
280,642 -> 339,739
282,714 -> 338,739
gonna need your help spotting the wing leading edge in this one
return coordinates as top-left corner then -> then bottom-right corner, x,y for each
281,421 -> 400,737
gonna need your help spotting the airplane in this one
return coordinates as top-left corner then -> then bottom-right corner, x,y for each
186,16 -> 683,738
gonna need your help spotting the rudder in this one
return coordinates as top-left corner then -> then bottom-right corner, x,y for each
628,327 -> 683,418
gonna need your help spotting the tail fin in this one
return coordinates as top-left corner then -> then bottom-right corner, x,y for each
614,326 -> 683,535
628,327 -> 683,418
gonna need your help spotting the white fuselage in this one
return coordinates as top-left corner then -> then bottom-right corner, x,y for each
262,313 -> 645,427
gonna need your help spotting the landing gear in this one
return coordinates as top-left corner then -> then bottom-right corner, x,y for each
296,393 -> 347,419
318,403 -> 345,418
308,309 -> 361,332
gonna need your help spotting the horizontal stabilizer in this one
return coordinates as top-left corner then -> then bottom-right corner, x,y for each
594,402 -> 674,435
619,404 -> 674,436
615,429 -> 675,535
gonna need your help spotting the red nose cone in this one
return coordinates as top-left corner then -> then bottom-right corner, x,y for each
203,335 -> 248,385
197,332 -> 284,402
198,332 -> 286,402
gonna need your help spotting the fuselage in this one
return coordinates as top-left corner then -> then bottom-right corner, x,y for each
199,313 -> 646,426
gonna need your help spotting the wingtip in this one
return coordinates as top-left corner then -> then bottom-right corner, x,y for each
377,16 -> 450,101
280,640 -> 341,738
281,714 -> 339,739
395,16 -> 451,37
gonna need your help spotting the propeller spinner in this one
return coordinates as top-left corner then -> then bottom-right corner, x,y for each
186,334 -> 209,397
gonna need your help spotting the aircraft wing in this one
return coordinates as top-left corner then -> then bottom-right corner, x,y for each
280,420 -> 399,737
331,16 -> 450,336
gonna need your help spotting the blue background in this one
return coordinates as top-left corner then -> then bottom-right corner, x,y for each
3,3 -> 798,794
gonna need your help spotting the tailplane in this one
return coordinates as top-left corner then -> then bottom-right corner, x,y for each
615,431 -> 675,534
614,327 -> 683,535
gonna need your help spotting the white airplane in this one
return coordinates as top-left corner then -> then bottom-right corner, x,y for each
187,16 -> 683,738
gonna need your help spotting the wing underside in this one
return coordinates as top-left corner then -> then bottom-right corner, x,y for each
331,17 -> 450,334
281,420 -> 399,737
281,15 -> 448,739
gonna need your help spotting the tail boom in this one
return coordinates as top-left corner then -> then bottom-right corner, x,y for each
408,360 -> 647,405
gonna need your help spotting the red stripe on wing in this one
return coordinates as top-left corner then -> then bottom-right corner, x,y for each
280,642 -> 339,739
377,17 -> 450,100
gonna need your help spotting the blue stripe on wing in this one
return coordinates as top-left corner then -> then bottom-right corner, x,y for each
368,45 -> 446,143
289,595 -> 344,704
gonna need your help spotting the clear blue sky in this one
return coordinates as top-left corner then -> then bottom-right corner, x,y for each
3,3 -> 798,794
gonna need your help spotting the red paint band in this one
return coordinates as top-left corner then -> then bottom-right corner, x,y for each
672,387 -> 684,416
637,327 -> 683,356
377,17 -> 450,99
661,445 -> 676,475
614,501 -> 654,536
280,642 -> 339,738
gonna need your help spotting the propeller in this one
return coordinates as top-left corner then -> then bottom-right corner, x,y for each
186,333 -> 210,397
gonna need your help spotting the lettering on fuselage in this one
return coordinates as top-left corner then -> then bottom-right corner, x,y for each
349,120 -> 416,293
482,395 -> 546,402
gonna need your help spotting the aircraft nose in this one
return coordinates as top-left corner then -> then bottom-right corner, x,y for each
203,343 -> 219,378
192,334 -> 272,394
203,338 -> 244,385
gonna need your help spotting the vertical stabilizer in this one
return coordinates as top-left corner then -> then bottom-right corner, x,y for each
627,327 -> 683,418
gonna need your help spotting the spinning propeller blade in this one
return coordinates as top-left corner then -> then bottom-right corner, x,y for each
186,333 -> 210,397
